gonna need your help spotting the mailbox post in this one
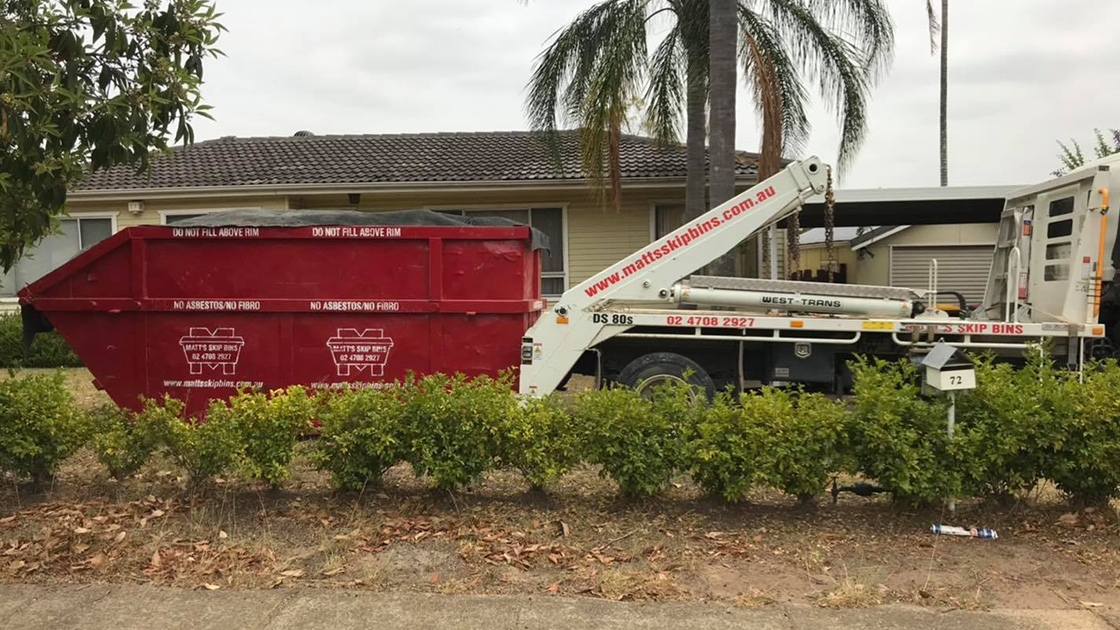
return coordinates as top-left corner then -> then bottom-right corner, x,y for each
918,343 -> 976,514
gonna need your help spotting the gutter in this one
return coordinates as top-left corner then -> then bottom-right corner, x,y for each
69,175 -> 761,202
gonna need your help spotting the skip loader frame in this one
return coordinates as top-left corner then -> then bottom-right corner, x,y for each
518,157 -> 1109,397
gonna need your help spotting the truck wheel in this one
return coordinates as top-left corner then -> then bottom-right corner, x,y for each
617,352 -> 716,401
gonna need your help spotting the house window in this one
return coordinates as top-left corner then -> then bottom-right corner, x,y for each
439,207 -> 566,297
654,204 -> 685,239
1,217 -> 114,298
163,213 -> 208,224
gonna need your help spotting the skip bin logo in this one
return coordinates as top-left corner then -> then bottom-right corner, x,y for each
179,328 -> 245,375
326,329 -> 395,376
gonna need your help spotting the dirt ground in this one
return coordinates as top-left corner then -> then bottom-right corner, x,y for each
1,369 -> 1118,612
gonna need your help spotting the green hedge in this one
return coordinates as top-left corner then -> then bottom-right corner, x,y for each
5,356 -> 1120,505
0,312 -> 82,368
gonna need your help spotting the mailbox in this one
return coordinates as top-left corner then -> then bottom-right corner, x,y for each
918,342 -> 975,392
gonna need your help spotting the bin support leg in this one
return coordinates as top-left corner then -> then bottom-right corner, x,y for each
947,392 -> 956,515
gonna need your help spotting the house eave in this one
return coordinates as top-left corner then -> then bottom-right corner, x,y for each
68,175 -> 759,202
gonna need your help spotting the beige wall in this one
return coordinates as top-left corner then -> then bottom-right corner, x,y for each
68,195 -> 291,229
796,242 -> 857,278
853,224 -> 1000,286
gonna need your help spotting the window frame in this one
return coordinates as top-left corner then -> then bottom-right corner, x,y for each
68,212 -> 120,247
158,208 -> 261,224
425,203 -> 570,298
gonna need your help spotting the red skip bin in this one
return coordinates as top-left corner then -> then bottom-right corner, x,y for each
18,210 -> 544,415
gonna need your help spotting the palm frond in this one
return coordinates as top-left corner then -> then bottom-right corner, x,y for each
756,0 -> 871,176
643,24 -> 684,144
798,0 -> 894,79
739,6 -> 809,169
925,0 -> 939,55
526,0 -> 650,205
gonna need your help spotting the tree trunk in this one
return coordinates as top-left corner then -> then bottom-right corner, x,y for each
684,53 -> 707,222
939,0 -> 948,187
708,0 -> 738,276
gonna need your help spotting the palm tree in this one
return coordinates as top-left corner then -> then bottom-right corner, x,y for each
708,0 -> 738,276
527,1 -> 710,219
527,0 -> 893,273
926,0 -> 948,186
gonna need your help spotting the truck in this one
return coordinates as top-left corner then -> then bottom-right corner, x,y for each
19,155 -> 1114,409
517,155 -> 1112,398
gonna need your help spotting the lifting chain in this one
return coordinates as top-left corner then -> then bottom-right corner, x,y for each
787,209 -> 801,280
761,228 -> 771,277
825,165 -> 837,282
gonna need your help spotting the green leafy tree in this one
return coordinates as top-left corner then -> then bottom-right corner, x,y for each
527,0 -> 892,275
1054,128 -> 1120,177
0,0 -> 224,272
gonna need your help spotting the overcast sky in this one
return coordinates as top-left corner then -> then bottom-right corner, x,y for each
191,0 -> 1119,189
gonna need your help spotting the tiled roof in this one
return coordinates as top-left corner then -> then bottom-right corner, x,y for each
74,131 -> 760,192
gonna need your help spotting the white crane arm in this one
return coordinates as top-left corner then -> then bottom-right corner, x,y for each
519,157 -> 829,396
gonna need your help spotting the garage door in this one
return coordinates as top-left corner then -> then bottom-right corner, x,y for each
890,245 -> 995,305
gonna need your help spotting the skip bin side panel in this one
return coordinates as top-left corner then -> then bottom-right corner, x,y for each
45,312 -> 142,410
146,314 -> 280,415
291,314 -> 433,390
441,239 -> 536,300
431,314 -> 528,377
144,239 -> 432,301
17,229 -> 134,303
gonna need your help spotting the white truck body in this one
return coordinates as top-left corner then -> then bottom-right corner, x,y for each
518,156 -> 1111,396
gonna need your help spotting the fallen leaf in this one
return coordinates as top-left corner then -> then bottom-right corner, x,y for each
203,583 -> 220,591
218,530 -> 228,540
558,521 -> 570,537
547,582 -> 559,593
430,572 -> 440,584
280,569 -> 304,578
322,568 -> 345,577
1081,601 -> 1104,608
9,560 -> 25,571
72,543 -> 90,554
150,510 -> 165,518
0,516 -> 15,524
89,553 -> 106,567
114,531 -> 126,544
73,527 -> 91,535
1058,513 -> 1079,527
150,551 -> 162,568
705,532 -> 724,539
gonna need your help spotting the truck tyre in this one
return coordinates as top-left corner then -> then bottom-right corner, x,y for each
617,352 -> 716,401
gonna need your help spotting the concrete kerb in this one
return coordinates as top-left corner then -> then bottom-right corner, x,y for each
1,584 -> 1117,630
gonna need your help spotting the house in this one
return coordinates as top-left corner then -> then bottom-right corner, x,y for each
0,131 -> 766,310
0,133 -> 1019,312
794,186 -> 1020,304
